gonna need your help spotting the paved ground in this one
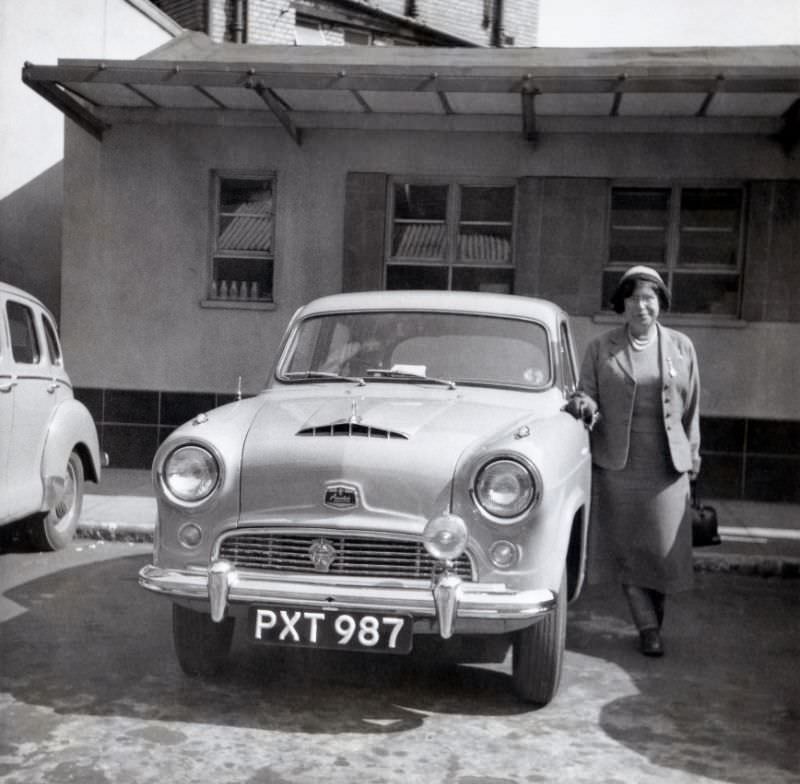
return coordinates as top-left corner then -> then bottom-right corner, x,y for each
0,541 -> 798,784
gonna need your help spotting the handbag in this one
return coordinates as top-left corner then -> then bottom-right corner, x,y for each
691,480 -> 721,547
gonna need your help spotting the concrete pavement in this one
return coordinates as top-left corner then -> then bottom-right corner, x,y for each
79,469 -> 800,577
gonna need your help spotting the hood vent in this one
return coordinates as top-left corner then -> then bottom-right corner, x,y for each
297,422 -> 408,439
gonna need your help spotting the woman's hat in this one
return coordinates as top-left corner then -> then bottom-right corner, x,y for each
610,265 -> 671,313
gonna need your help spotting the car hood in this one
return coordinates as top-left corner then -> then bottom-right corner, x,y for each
239,385 -> 554,529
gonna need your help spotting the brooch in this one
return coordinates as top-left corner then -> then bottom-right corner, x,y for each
667,357 -> 677,378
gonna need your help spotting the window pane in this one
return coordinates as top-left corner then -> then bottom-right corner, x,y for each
392,223 -> 447,259
457,224 -> 512,264
672,273 -> 740,315
679,188 -> 742,267
6,302 -> 40,364
452,266 -> 514,293
212,258 -> 273,301
460,186 -> 514,223
393,184 -> 447,221
218,178 -> 273,253
386,264 -> 448,290
610,187 -> 669,265
392,184 -> 448,260
42,316 -> 62,364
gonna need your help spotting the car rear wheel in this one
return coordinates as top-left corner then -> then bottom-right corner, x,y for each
26,451 -> 84,551
172,603 -> 235,676
511,569 -> 567,705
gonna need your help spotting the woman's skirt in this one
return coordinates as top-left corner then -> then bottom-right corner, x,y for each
589,428 -> 694,594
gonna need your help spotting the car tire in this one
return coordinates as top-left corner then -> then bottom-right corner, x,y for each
172,603 -> 235,676
26,451 -> 84,551
511,569 -> 567,705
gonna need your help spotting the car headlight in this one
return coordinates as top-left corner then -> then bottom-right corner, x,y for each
474,458 -> 538,520
162,445 -> 220,504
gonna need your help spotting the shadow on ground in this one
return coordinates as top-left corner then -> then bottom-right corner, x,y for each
0,554 -> 529,735
566,576 -> 800,783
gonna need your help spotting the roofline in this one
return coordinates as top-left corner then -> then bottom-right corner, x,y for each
121,0 -> 184,37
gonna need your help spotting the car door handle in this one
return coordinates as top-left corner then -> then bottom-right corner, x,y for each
0,377 -> 17,393
47,378 -> 60,393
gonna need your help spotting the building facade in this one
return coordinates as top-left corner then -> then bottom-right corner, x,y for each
23,38 -> 800,502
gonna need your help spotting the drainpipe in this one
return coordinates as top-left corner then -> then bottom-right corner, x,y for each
232,0 -> 245,43
491,0 -> 504,47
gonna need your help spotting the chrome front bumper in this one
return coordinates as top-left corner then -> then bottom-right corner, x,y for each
138,561 -> 556,639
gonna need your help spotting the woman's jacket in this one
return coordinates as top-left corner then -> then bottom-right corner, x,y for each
578,324 -> 701,475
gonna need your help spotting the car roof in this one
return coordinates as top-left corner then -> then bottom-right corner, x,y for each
296,290 -> 567,328
0,281 -> 54,319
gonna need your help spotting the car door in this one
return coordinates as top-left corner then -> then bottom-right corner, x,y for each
0,297 -> 15,522
3,295 -> 57,522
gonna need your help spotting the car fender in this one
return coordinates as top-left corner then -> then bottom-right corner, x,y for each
39,399 -> 101,510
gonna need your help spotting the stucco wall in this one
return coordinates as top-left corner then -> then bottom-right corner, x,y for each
62,120 -> 800,421
0,0 -> 178,313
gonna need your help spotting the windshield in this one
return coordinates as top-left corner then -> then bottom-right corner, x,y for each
278,310 -> 551,389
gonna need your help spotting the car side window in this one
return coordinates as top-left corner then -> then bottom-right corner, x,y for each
6,301 -> 41,365
42,315 -> 62,366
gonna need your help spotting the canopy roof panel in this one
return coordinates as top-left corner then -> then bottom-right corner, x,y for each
21,33 -> 800,152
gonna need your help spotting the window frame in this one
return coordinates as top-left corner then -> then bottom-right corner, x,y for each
605,180 -> 747,319
6,301 -> 42,366
203,169 -> 278,311
384,177 -> 518,293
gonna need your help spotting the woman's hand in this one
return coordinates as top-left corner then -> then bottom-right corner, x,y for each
563,392 -> 600,430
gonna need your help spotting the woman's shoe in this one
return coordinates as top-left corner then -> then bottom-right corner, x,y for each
639,628 -> 664,657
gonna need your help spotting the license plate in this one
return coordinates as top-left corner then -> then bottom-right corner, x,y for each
250,606 -> 413,654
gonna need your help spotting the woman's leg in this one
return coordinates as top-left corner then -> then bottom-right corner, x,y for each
623,584 -> 664,656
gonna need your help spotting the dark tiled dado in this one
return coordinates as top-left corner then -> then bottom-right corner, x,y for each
74,387 -> 239,470
73,387 -> 800,502
700,416 -> 800,503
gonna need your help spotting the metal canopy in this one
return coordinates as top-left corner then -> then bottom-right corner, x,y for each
20,34 -> 800,153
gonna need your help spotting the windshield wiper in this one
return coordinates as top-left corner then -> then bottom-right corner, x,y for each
282,371 -> 365,386
364,368 -> 456,390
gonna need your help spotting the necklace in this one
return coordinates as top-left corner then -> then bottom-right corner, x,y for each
628,327 -> 655,352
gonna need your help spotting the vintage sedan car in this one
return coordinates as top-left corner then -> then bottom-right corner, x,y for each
0,282 -> 102,549
139,290 -> 592,704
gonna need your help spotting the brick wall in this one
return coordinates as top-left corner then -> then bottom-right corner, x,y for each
248,0 -> 296,43
205,0 -> 540,45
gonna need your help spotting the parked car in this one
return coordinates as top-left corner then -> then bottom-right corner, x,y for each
139,291 -> 592,704
0,282 -> 102,549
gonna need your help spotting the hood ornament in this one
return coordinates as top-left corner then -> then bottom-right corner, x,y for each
309,538 -> 338,572
349,399 -> 362,424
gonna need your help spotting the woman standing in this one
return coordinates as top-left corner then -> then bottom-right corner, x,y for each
568,265 -> 701,656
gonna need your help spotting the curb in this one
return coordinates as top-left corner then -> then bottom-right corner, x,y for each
692,551 -> 800,579
77,522 -> 155,544
76,524 -> 800,578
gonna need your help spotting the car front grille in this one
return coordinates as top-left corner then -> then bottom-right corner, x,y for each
296,423 -> 408,439
217,531 -> 474,581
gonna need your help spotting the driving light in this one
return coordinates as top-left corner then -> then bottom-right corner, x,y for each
474,458 -> 537,519
423,513 -> 468,561
178,522 -> 203,548
162,445 -> 219,503
490,540 -> 519,569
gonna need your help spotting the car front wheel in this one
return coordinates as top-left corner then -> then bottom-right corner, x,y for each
27,451 -> 84,551
511,569 -> 567,705
172,603 -> 235,676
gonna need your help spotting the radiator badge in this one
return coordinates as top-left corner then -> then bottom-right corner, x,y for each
324,484 -> 359,510
309,538 -> 338,572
